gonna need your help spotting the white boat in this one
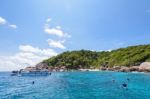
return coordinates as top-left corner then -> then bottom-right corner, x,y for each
11,70 -> 51,76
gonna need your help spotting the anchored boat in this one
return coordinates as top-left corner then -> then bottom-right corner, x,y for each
11,70 -> 51,76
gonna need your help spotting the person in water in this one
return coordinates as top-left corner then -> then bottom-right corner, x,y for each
112,79 -> 115,83
32,81 -> 35,85
122,83 -> 127,88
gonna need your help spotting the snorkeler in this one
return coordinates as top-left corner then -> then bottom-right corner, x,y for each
122,83 -> 127,88
112,79 -> 115,83
32,81 -> 35,85
127,78 -> 130,81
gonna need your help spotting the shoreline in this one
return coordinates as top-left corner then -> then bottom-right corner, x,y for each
2,69 -> 149,75
11,62 -> 150,74
8,70 -> 147,74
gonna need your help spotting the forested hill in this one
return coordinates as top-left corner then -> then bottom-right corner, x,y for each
43,44 -> 150,69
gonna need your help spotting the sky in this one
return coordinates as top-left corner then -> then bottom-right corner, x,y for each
0,0 -> 150,71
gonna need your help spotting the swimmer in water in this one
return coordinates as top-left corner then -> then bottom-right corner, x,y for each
32,81 -> 35,85
112,79 -> 115,83
122,83 -> 127,88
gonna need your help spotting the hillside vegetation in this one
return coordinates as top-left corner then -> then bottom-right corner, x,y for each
43,45 -> 150,69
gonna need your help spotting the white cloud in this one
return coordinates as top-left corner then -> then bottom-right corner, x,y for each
19,45 -> 58,57
46,18 -> 52,23
45,27 -> 71,38
47,39 -> 66,49
45,28 -> 64,37
19,45 -> 41,53
56,26 -> 61,29
44,18 -> 71,50
0,45 -> 58,71
9,24 -> 17,29
44,18 -> 71,38
0,17 -> 6,25
0,16 -> 18,29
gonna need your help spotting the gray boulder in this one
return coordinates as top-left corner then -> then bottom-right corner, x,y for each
139,62 -> 150,72
120,66 -> 130,72
35,62 -> 49,70
129,66 -> 139,71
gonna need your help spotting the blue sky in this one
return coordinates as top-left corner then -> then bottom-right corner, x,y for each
0,0 -> 150,71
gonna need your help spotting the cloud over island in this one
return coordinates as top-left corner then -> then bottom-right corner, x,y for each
0,17 -> 71,71
0,45 -> 58,71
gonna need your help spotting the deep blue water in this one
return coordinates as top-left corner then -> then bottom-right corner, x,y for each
0,71 -> 150,99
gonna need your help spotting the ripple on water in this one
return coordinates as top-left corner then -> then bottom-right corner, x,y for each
0,72 -> 150,99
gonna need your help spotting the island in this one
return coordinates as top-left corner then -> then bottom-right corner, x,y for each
16,44 -> 150,73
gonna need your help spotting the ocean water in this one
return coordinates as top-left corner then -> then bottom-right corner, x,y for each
0,71 -> 150,99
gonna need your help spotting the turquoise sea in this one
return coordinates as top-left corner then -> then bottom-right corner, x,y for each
0,71 -> 150,99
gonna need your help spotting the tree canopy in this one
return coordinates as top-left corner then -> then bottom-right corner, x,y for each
43,44 -> 150,69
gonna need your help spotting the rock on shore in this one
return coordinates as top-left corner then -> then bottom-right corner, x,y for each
99,62 -> 150,72
21,62 -> 150,72
139,62 -> 150,72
